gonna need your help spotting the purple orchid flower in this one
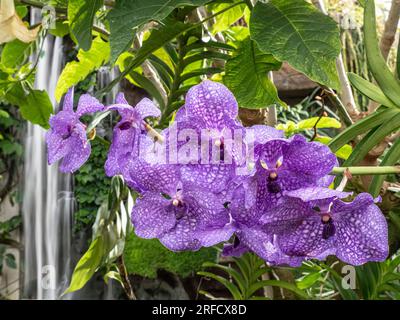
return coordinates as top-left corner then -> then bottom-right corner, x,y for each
244,134 -> 337,211
104,93 -> 161,178
261,187 -> 389,265
167,80 -> 248,193
129,163 -> 234,251
222,184 -> 303,266
46,88 -> 104,173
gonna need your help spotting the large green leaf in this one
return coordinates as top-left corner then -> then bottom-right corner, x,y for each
68,0 -> 103,51
250,0 -> 341,90
55,36 -> 110,101
64,236 -> 105,294
107,0 -> 210,62
1,40 -> 29,68
21,90 -> 53,129
10,89 -> 53,129
224,37 -> 284,109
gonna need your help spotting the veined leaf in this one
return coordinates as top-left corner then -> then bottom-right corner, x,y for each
16,89 -> 53,129
107,0 -> 211,62
224,37 -> 284,109
348,72 -> 398,109
250,0 -> 341,90
55,36 -> 110,102
68,0 -> 103,51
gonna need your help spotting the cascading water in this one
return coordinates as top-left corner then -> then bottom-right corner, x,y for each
23,9 -> 74,300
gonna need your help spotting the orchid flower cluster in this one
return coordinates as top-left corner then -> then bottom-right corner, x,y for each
46,81 -> 389,266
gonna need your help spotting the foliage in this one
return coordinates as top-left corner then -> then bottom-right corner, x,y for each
55,36 -> 110,101
73,138 -> 110,232
2,0 -> 400,301
123,232 -> 218,278
64,176 -> 133,294
199,252 -> 309,300
0,216 -> 21,275
250,0 -> 341,90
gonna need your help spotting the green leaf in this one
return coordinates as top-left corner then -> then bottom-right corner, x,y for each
348,72 -> 398,108
5,254 -> 17,269
315,136 -> 352,160
250,0 -> 341,90
296,272 -> 321,290
64,236 -> 105,294
198,271 -> 243,300
297,117 -> 341,130
56,36 -> 110,101
369,137 -> 400,197
19,90 -> 53,129
364,0 -> 400,106
247,279 -> 309,299
107,0 -> 210,62
328,108 -> 398,152
224,37 -> 284,109
1,40 -> 29,68
343,113 -> 400,166
68,0 -> 103,51
49,21 -> 70,38
96,20 -> 195,98
209,2 -> 245,35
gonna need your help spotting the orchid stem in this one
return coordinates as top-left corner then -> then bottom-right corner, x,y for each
331,166 -> 400,175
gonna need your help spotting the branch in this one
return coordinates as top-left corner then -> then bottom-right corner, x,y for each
380,0 -> 400,61
331,166 -> 400,175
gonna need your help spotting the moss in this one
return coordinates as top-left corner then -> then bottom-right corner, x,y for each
123,232 -> 218,278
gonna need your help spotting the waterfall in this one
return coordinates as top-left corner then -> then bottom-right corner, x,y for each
23,9 -> 74,300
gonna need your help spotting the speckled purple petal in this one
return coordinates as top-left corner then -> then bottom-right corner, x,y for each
128,159 -> 180,195
131,192 -> 176,239
184,80 -> 238,129
48,111 -> 76,134
276,217 -> 334,259
255,139 -> 288,167
135,98 -> 161,119
116,92 -> 129,105
46,131 -> 71,165
281,135 -> 337,177
181,164 -> 235,193
246,125 -> 284,145
229,183 -> 263,225
236,226 -> 304,266
261,196 -> 315,234
62,87 -> 74,112
222,241 -> 249,257
105,126 -> 140,177
59,124 -> 91,173
333,193 -> 388,265
284,187 -> 352,202
160,216 -> 234,251
160,190 -> 233,251
76,94 -> 104,117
